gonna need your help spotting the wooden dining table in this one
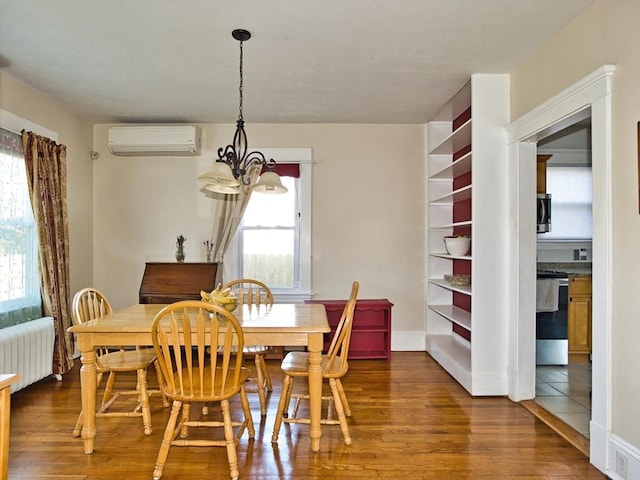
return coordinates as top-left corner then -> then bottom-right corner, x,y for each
68,302 -> 330,454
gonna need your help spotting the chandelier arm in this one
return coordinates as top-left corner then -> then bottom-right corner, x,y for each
238,151 -> 267,185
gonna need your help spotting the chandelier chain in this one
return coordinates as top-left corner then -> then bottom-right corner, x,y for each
238,39 -> 244,121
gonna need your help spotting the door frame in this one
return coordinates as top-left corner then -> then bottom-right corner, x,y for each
506,65 -> 615,471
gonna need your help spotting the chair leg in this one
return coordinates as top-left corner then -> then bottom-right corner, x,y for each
101,371 -> 117,408
254,355 -> 268,416
72,410 -> 83,437
180,402 -> 191,438
221,399 -> 240,480
257,354 -> 273,392
153,400 -> 181,480
283,376 -> 294,419
329,378 -> 351,445
137,368 -> 153,435
335,378 -> 351,416
153,359 -> 169,407
239,385 -> 255,438
271,374 -> 293,442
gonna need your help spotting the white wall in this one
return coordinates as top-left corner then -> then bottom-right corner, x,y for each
92,123 -> 426,350
510,0 -> 640,463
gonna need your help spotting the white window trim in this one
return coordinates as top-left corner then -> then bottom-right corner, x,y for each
224,148 -> 312,303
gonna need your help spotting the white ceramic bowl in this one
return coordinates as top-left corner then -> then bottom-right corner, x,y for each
444,237 -> 471,256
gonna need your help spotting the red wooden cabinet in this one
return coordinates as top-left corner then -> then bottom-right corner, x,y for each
305,299 -> 392,360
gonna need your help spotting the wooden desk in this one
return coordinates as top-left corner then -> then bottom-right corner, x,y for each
1,373 -> 19,480
138,262 -> 219,304
68,303 -> 329,454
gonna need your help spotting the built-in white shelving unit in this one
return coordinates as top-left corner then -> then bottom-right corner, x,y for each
425,74 -> 510,396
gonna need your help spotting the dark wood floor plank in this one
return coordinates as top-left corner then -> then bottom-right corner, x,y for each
8,352 -> 604,479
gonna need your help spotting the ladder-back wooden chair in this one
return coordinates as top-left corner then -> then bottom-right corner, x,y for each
150,301 -> 255,480
271,281 -> 359,445
70,288 -> 167,438
221,278 -> 274,416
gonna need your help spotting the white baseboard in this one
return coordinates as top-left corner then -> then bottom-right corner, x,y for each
591,419 -> 607,472
391,330 -> 425,352
608,434 -> 640,480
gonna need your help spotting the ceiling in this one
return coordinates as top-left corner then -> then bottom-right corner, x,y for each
0,0 -> 595,125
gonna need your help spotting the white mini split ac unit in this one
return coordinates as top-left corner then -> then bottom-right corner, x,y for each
107,125 -> 202,156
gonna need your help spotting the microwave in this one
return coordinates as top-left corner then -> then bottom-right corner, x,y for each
537,193 -> 551,233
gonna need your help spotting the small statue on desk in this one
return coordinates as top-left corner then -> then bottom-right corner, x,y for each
175,234 -> 186,262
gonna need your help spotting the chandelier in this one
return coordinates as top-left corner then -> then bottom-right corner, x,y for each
198,29 -> 287,195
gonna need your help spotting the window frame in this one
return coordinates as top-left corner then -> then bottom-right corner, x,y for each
537,164 -> 593,241
225,148 -> 312,302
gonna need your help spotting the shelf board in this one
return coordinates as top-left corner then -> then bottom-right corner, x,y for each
429,151 -> 472,180
429,220 -> 472,230
429,278 -> 472,295
425,334 -> 472,391
428,119 -> 472,156
429,184 -> 472,204
429,253 -> 472,261
428,304 -> 471,331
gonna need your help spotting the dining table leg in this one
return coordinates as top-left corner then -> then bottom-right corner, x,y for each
78,347 -> 98,454
307,332 -> 323,452
1,374 -> 19,480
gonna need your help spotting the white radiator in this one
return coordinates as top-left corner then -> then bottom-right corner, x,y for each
0,317 -> 55,392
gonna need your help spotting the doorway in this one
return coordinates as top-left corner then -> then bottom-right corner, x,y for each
534,119 -> 593,439
507,65 -> 614,471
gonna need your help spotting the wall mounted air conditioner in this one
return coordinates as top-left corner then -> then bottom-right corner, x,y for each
108,125 -> 202,156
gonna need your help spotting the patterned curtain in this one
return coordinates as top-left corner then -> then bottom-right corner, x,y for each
21,131 -> 74,376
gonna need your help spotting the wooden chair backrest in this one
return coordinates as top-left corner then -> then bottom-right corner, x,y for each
324,281 -> 359,376
222,278 -> 274,307
72,288 -> 114,358
151,300 -> 245,402
72,287 -> 113,326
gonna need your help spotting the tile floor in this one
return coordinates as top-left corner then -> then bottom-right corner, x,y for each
535,363 -> 592,438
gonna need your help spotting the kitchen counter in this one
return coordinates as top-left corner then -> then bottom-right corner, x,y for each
537,262 -> 592,277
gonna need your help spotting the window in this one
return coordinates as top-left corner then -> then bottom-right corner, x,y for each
238,176 -> 298,288
540,165 -> 593,240
230,150 -> 312,301
0,128 -> 42,328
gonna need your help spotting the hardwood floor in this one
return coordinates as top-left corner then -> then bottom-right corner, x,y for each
7,352 -> 605,479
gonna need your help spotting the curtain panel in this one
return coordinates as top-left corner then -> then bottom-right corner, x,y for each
210,163 -> 261,270
21,130 -> 74,376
